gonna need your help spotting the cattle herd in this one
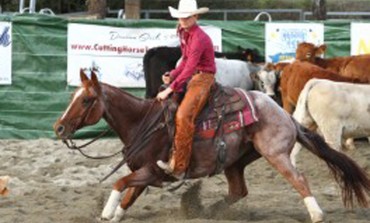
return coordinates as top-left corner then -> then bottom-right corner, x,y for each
143,42 -> 370,166
254,42 -> 370,165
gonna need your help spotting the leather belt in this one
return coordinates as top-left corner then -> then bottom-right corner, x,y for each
195,70 -> 215,75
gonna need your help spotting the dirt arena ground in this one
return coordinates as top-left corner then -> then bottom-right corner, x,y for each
0,138 -> 369,223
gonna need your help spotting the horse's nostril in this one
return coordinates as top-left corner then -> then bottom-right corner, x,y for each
56,125 -> 65,135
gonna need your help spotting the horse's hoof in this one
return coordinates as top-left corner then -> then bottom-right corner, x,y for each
96,216 -> 111,222
311,214 -> 324,223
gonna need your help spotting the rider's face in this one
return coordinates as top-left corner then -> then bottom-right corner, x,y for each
178,15 -> 198,29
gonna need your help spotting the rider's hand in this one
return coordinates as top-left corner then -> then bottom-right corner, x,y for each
156,87 -> 173,101
162,72 -> 171,85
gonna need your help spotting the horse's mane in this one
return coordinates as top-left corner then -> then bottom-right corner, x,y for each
100,83 -> 159,114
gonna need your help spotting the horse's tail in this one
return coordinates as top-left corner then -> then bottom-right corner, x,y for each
293,118 -> 370,208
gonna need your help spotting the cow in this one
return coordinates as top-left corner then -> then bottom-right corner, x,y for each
250,62 -> 291,106
212,58 -> 262,90
295,42 -> 370,82
143,46 -> 264,98
255,61 -> 364,114
291,78 -> 370,166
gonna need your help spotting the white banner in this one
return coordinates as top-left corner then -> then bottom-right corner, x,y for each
67,24 -> 222,87
0,22 -> 12,85
265,23 -> 324,63
351,23 -> 370,55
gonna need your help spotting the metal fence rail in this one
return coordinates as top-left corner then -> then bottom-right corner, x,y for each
8,1 -> 370,21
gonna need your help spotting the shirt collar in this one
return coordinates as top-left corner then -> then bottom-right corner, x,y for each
179,23 -> 199,35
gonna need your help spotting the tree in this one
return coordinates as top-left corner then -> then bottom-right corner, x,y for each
86,0 -> 107,19
124,0 -> 141,19
312,0 -> 326,20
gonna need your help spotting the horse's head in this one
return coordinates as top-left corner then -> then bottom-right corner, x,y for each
53,69 -> 104,140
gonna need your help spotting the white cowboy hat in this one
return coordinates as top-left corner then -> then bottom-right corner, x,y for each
168,0 -> 209,18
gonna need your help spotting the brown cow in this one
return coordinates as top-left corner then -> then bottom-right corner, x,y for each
279,61 -> 364,114
295,42 -> 370,82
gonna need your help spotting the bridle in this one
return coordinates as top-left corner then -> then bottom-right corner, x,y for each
62,87 -> 121,159
62,91 -> 170,182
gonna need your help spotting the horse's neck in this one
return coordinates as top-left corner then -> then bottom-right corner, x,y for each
101,85 -> 153,143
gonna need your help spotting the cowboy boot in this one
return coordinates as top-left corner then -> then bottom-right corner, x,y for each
157,158 -> 185,180
156,159 -> 174,174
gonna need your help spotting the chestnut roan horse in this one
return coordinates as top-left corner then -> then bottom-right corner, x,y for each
54,70 -> 370,223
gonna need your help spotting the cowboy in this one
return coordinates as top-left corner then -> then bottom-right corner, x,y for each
156,0 -> 216,179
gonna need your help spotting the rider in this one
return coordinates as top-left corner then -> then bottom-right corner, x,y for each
156,0 -> 216,179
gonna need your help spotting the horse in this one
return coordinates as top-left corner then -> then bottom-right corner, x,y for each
53,69 -> 370,223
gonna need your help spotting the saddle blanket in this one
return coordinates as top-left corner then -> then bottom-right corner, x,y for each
196,89 -> 258,139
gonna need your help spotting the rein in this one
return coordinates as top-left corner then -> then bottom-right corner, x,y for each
62,128 -> 121,159
99,100 -> 168,182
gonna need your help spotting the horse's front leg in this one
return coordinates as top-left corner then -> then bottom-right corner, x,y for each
103,186 -> 146,222
101,167 -> 161,222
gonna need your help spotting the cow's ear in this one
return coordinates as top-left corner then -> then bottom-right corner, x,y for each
80,69 -> 89,85
266,62 -> 275,71
316,44 -> 327,56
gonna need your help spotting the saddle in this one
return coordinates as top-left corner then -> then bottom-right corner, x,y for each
166,83 -> 258,140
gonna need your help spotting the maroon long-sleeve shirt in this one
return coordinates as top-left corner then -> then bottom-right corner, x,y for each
169,24 -> 216,92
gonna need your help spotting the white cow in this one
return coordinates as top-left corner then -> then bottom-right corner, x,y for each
253,62 -> 279,96
291,78 -> 370,166
177,58 -> 262,90
214,58 -> 262,90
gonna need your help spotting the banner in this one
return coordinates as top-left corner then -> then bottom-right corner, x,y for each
351,23 -> 370,55
265,23 -> 324,63
67,24 -> 222,87
0,22 -> 12,85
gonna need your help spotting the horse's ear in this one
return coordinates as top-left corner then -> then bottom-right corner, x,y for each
90,70 -> 102,93
80,69 -> 89,84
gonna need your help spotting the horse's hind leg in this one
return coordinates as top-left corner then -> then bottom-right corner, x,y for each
224,148 -> 261,203
263,153 -> 324,223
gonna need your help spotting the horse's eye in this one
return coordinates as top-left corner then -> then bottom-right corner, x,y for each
82,98 -> 92,107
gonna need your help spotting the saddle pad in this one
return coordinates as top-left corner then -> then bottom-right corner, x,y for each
195,89 -> 258,139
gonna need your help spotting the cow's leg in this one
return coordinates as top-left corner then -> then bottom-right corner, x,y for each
282,99 -> 295,114
344,138 -> 356,150
101,167 -> 160,221
290,142 -> 302,167
318,125 -> 342,151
